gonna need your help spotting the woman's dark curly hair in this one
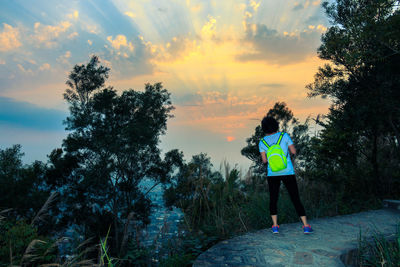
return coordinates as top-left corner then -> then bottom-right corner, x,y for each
261,116 -> 279,134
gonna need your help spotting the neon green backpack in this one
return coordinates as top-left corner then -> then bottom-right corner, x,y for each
261,132 -> 287,172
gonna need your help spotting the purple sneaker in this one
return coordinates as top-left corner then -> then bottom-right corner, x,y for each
303,224 -> 313,234
272,225 -> 279,234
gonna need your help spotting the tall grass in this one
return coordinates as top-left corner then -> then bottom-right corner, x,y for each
2,194 -> 192,266
0,200 -> 97,267
357,224 -> 400,267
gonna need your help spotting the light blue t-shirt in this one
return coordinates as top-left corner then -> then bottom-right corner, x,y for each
258,132 -> 295,177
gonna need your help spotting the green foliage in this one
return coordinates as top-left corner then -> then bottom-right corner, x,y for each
0,145 -> 50,221
306,0 -> 400,200
165,156 -> 248,238
163,156 -> 258,261
158,228 -> 217,267
64,55 -> 110,106
121,239 -> 151,266
357,223 -> 400,266
0,219 -> 56,267
240,190 -> 269,228
159,253 -> 193,267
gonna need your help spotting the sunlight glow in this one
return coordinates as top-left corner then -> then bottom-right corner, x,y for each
0,0 -> 331,167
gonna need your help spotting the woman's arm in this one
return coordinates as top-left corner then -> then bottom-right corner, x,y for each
288,144 -> 296,163
288,144 -> 296,155
260,151 -> 267,164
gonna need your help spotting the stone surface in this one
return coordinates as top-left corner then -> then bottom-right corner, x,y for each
193,209 -> 400,267
294,252 -> 314,265
383,199 -> 400,210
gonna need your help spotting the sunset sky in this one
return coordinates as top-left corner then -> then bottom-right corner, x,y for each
0,0 -> 332,170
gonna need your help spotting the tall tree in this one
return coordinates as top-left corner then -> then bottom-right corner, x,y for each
49,56 -> 175,254
306,0 -> 400,197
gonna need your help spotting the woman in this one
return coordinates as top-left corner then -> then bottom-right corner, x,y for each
258,116 -> 312,234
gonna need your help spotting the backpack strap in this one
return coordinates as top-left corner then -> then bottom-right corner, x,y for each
277,132 -> 290,158
277,132 -> 285,145
261,132 -> 285,148
261,138 -> 270,148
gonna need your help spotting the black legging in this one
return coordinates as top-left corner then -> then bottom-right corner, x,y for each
267,175 -> 306,217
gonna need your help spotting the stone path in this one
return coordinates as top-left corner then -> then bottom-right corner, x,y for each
193,207 -> 400,266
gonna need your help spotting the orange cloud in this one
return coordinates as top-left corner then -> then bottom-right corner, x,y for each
312,0 -> 321,6
67,10 -> 79,20
39,63 -> 51,71
192,5 -> 202,12
32,21 -> 72,48
0,23 -> 22,51
201,15 -> 217,40
68,32 -> 78,39
57,51 -> 71,65
124,11 -> 136,19
107,35 -> 134,51
250,0 -> 261,12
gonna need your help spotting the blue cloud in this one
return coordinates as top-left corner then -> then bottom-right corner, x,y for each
293,3 -> 304,11
259,83 -> 286,88
305,14 -> 328,25
172,92 -> 206,106
0,97 -> 67,131
237,23 -> 322,64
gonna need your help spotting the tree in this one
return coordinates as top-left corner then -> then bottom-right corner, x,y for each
306,0 -> 400,198
164,153 -> 221,210
0,145 -> 49,222
49,56 -> 175,255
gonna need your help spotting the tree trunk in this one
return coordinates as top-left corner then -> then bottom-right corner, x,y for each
388,114 -> 400,150
371,130 -> 380,196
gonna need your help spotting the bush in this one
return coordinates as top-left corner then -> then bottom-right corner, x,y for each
0,219 -> 56,266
